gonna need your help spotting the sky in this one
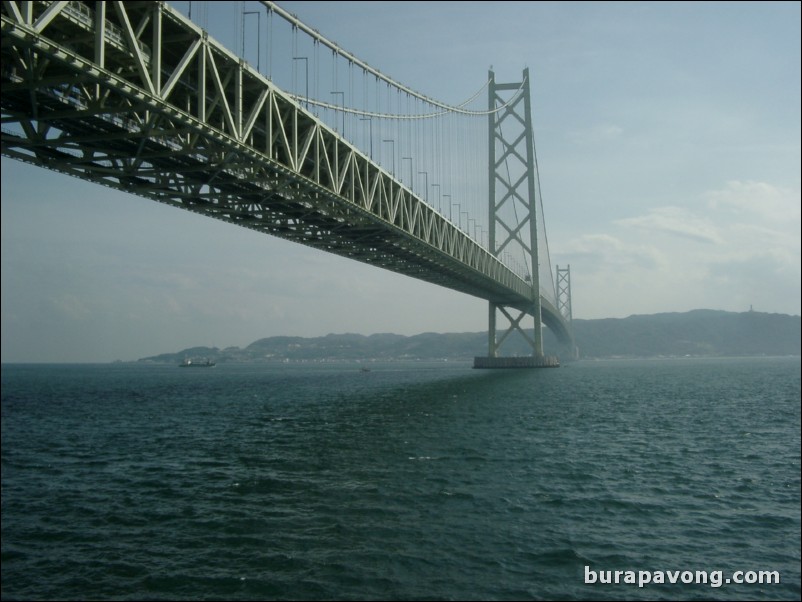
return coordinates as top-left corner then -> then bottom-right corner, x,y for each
2,1 -> 800,363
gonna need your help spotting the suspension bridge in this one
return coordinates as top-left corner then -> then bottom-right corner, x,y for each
1,1 -> 576,366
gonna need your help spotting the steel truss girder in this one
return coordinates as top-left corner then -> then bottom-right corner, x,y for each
1,1 -> 535,309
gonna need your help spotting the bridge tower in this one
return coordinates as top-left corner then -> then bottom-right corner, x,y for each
474,69 -> 559,369
556,265 -> 578,360
556,265 -> 573,325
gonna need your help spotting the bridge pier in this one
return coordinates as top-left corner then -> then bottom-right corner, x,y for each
473,356 -> 559,369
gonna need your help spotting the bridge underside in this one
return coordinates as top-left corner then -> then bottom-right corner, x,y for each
0,2 -> 572,349
0,76 -> 538,310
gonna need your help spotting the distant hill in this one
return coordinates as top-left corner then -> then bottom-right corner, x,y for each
564,309 -> 800,358
138,309 -> 800,363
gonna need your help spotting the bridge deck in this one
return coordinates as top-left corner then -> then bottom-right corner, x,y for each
0,1 -> 572,345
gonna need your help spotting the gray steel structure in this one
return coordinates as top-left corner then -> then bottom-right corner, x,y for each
1,1 -> 573,351
487,68 -> 548,359
556,265 -> 573,325
556,264 -> 577,359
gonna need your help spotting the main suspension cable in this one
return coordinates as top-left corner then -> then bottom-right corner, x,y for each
263,1 -> 523,117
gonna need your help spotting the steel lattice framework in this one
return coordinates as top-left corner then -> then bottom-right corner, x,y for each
556,265 -> 573,325
486,69 -> 572,356
1,1 -> 572,347
555,264 -> 576,358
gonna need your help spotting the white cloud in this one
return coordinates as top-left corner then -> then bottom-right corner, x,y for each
701,182 -> 801,279
705,180 -> 801,225
559,233 -> 665,270
616,206 -> 723,244
706,252 -> 801,315
555,178 -> 802,319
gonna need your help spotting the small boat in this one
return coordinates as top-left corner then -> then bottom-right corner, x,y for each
179,358 -> 216,367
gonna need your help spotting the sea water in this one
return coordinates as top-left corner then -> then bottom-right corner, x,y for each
1,357 -> 800,600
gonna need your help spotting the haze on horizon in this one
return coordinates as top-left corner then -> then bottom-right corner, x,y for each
2,1 -> 800,363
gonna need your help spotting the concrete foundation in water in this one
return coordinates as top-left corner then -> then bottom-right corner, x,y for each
473,356 -> 560,369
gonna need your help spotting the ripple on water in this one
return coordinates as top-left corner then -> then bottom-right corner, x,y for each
1,359 -> 800,601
